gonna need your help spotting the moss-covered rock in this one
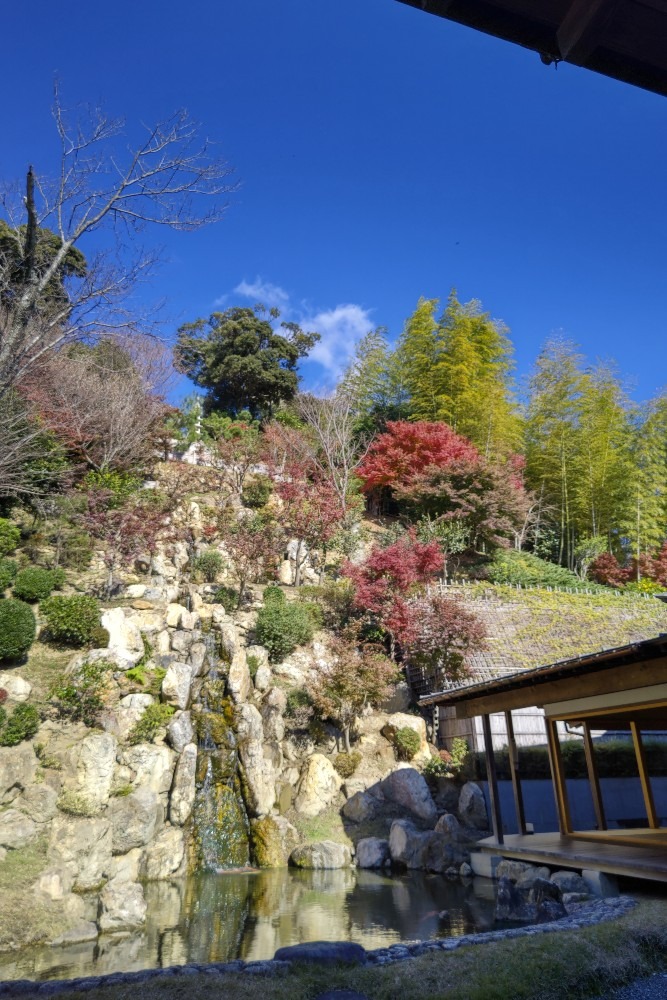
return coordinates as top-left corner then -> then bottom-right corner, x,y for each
251,815 -> 299,868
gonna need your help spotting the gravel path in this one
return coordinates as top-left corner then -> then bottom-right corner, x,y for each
602,974 -> 667,999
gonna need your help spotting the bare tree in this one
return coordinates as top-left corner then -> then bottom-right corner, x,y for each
296,390 -> 369,516
21,333 -> 173,472
0,86 -> 235,397
0,393 -> 66,499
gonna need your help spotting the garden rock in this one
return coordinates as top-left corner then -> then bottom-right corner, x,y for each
108,847 -> 143,882
516,866 -> 552,890
290,840 -> 352,869
16,782 -> 59,824
381,767 -> 437,824
106,693 -> 154,741
235,703 -> 276,816
123,744 -> 176,797
0,671 -> 31,702
62,731 -> 118,814
388,819 -> 432,868
494,876 -> 535,921
109,788 -> 160,853
274,941 -> 366,965
98,878 -> 147,932
342,789 -> 384,824
355,837 -> 390,868
101,607 -> 144,667
166,711 -> 194,753
161,661 -> 193,710
166,603 -> 188,628
380,681 -> 412,714
458,781 -> 489,829
141,826 -> 185,880
188,641 -> 207,675
33,866 -> 74,901
0,808 -> 37,849
169,743 -> 197,826
381,713 -> 430,765
251,815 -> 299,867
48,815 -> 112,891
227,649 -> 252,704
550,870 -> 589,894
261,701 -> 285,743
0,743 -> 37,805
294,754 -> 342,818
170,629 -> 195,656
253,664 -> 272,692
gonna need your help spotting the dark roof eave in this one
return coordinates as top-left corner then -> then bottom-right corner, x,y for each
418,634 -> 667,708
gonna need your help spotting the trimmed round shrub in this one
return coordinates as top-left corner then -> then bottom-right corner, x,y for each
41,594 -> 101,646
211,585 -> 240,612
0,519 -> 20,557
262,584 -> 285,605
394,726 -> 421,761
89,625 -> 110,648
13,567 -> 58,602
0,559 -> 17,592
0,599 -> 36,660
241,476 -> 272,509
255,599 -> 314,662
333,751 -> 362,778
193,549 -> 225,583
0,703 -> 40,746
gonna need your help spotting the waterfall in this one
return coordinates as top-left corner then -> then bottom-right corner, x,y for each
189,632 -> 251,871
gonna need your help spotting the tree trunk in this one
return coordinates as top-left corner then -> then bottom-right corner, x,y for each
344,726 -> 351,754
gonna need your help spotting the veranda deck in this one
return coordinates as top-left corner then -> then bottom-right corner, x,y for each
477,830 -> 667,883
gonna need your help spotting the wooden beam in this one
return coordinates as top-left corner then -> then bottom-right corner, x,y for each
545,718 -> 572,835
583,722 -> 607,831
505,710 -> 527,835
482,714 -> 504,845
557,0 -> 617,61
452,658 -> 667,718
630,721 -> 659,830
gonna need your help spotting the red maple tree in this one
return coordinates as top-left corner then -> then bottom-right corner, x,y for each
357,420 -> 479,494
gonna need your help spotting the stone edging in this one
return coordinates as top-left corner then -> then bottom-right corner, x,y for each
0,895 -> 636,996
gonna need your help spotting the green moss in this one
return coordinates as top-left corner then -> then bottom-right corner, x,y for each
250,816 -> 294,867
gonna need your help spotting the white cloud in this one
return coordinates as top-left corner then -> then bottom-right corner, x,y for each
302,303 -> 374,382
234,277 -> 290,312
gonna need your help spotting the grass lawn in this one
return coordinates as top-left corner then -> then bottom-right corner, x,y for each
34,897 -> 667,1000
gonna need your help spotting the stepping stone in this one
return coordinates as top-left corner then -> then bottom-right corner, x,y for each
273,941 -> 367,965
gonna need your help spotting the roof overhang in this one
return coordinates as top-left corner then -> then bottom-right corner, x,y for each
396,0 -> 667,99
422,635 -> 667,717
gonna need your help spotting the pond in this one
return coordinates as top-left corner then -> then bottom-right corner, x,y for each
0,869 -> 498,983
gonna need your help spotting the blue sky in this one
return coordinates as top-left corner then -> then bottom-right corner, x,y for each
3,0 -> 667,402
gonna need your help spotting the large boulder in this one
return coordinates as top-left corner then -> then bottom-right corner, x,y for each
356,837 -> 390,869
123,744 -> 176,797
161,661 -> 193,710
381,767 -> 437,824
342,789 -> 384,824
294,754 -> 342,819
102,693 -> 153,742
458,782 -> 489,829
227,650 -> 252,704
141,826 -> 185,880
381,713 -> 430,765
166,711 -> 194,754
61,731 -> 118,814
0,743 -> 37,805
166,603 -> 188,628
0,672 -> 32,703
388,819 -> 432,868
0,808 -> 37,849
290,840 -> 352,869
101,607 -> 144,667
109,788 -> 160,854
169,743 -> 197,826
550,870 -> 589,894
251,815 -> 299,867
98,879 -> 147,933
48,815 -> 112,891
235,703 -> 276,817
16,783 -> 59,824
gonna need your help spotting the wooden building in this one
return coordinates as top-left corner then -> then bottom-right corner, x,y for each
424,635 -> 667,882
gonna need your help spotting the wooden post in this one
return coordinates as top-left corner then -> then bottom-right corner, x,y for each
545,718 -> 572,834
582,722 -> 607,831
505,710 -> 527,835
482,714 -> 504,845
630,721 -> 659,829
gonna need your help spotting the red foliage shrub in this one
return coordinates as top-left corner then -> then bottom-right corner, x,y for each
342,532 -> 441,624
357,420 -> 479,493
589,552 -> 630,587
0,689 -> 7,705
387,592 -> 486,683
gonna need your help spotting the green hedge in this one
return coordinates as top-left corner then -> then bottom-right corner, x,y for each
465,739 -> 667,781
12,567 -> 65,602
41,594 -> 100,646
0,559 -> 17,592
0,599 -> 36,660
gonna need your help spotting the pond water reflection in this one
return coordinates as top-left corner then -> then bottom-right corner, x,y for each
0,869 -> 498,983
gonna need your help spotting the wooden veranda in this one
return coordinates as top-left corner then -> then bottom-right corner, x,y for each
423,636 -> 667,883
